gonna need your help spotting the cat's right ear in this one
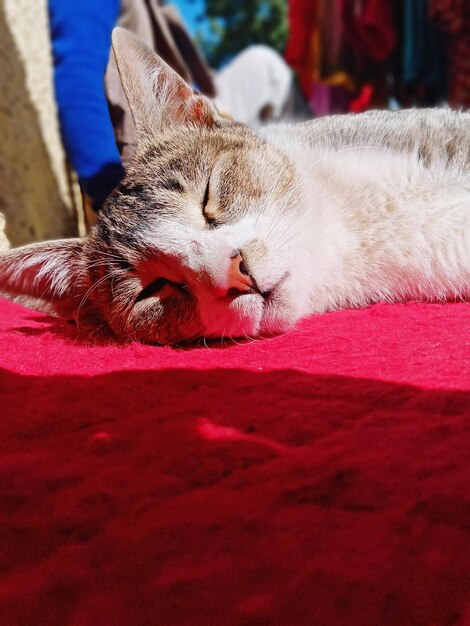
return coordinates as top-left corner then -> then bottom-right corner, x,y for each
111,27 -> 224,141
0,239 -> 87,319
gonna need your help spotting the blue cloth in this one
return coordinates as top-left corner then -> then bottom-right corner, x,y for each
48,0 -> 125,208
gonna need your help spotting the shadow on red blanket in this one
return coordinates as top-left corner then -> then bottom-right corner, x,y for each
1,366 -> 469,625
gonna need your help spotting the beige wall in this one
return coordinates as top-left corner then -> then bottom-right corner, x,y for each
0,0 -> 79,248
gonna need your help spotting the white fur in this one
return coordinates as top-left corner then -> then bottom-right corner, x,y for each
259,127 -> 470,324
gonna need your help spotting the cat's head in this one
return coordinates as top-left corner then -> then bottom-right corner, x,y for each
0,29 -> 306,345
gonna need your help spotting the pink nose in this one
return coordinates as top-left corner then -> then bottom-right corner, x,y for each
227,253 -> 253,293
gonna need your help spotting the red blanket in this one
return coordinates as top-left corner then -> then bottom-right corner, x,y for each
1,297 -> 469,625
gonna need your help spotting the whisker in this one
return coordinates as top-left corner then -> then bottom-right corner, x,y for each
277,190 -> 367,250
83,261 -> 122,272
268,143 -> 402,249
266,171 -> 342,245
282,125 -> 353,161
273,143 -> 400,221
76,271 -> 116,325
110,276 -> 116,300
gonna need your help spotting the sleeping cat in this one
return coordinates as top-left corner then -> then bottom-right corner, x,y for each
0,28 -> 469,345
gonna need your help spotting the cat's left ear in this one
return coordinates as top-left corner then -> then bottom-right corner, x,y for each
0,239 -> 87,318
112,27 -> 224,141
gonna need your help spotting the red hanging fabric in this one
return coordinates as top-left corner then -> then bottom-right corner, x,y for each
429,0 -> 470,108
347,0 -> 396,63
285,0 -> 322,97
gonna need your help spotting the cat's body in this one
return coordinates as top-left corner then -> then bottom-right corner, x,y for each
0,29 -> 469,345
261,108 -> 470,318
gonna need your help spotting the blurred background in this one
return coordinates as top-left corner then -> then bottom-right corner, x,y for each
0,0 -> 468,248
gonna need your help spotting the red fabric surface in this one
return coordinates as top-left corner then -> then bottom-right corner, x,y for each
0,296 -> 469,625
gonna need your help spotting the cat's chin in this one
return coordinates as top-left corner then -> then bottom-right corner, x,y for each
200,290 -> 299,341
256,290 -> 302,338
200,292 -> 264,339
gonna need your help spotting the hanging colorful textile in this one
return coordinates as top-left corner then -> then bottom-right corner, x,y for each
429,0 -> 470,108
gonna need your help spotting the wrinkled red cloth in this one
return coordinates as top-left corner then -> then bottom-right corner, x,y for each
346,0 -> 396,62
430,0 -> 470,109
285,0 -> 321,97
0,296 -> 469,625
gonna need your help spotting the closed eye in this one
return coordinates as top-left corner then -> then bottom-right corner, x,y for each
202,178 -> 219,229
135,278 -> 189,302
202,179 -> 210,210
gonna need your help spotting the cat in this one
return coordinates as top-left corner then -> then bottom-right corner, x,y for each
0,28 -> 469,345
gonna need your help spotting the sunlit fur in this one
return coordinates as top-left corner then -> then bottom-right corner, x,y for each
0,30 -> 469,345
83,123 -> 298,344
